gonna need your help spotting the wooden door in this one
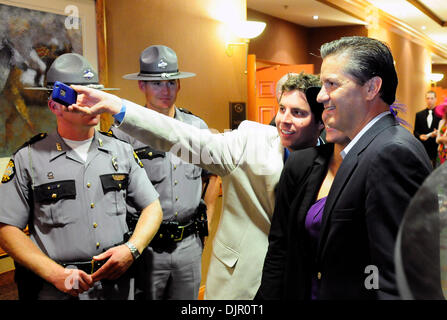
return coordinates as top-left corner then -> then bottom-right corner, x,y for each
251,63 -> 314,124
433,86 -> 447,105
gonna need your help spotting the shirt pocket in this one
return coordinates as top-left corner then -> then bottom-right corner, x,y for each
184,163 -> 202,180
33,180 -> 77,226
100,173 -> 128,216
212,239 -> 240,269
136,147 -> 167,186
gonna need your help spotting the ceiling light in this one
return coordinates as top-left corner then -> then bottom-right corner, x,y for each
228,21 -> 266,39
421,26 -> 426,30
429,73 -> 444,82
313,15 -> 319,20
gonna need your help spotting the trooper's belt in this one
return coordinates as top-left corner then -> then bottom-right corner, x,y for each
153,219 -> 198,243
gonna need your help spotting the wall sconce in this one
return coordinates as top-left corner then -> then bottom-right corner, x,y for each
225,21 -> 266,57
429,73 -> 444,83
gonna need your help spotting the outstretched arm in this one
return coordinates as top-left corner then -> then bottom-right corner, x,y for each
69,86 -> 248,176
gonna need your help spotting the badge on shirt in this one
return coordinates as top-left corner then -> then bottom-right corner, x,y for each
133,151 -> 144,168
2,159 -> 16,183
112,156 -> 118,171
112,174 -> 126,181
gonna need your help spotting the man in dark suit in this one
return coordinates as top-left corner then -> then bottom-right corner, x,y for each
315,36 -> 432,299
414,90 -> 440,167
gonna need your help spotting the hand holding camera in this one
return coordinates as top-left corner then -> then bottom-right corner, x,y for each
51,81 -> 78,106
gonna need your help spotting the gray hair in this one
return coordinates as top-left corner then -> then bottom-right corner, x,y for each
320,36 -> 398,105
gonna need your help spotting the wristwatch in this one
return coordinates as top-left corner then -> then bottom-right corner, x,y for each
125,241 -> 141,260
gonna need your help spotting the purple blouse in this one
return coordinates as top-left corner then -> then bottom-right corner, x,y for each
304,196 -> 327,300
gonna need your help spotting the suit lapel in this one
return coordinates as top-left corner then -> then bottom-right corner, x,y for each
294,144 -> 333,230
317,114 -> 398,258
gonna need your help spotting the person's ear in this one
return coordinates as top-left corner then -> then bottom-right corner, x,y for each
177,79 -> 181,92
365,76 -> 382,101
138,80 -> 146,92
48,99 -> 63,115
318,120 -> 325,132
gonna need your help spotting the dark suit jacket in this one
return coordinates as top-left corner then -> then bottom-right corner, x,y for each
256,143 -> 333,300
414,108 -> 441,161
257,114 -> 432,300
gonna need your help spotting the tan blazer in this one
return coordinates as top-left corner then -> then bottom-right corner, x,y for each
118,100 -> 284,299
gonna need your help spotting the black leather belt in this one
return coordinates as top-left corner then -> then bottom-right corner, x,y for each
150,219 -> 198,249
59,259 -> 107,275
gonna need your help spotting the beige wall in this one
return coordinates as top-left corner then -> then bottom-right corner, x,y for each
368,27 -> 432,130
247,9 -> 309,65
247,10 -> 368,74
432,64 -> 447,89
307,25 -> 368,74
105,0 -> 247,133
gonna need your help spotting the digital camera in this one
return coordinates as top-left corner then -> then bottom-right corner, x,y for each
51,81 -> 77,106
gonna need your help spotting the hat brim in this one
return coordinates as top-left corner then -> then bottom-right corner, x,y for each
123,71 -> 196,80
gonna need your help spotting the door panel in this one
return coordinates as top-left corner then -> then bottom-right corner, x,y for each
253,64 -> 314,124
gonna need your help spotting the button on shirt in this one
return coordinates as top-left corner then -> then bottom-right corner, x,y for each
112,108 -> 208,224
0,130 -> 159,262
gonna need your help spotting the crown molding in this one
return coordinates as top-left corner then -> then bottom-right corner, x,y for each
406,0 -> 447,27
316,0 -> 447,60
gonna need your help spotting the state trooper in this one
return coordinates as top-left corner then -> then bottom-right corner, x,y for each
112,45 -> 219,300
0,53 -> 163,300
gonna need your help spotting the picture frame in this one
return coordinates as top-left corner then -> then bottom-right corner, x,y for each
0,0 -> 106,172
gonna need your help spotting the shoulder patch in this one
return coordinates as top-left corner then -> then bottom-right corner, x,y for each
14,133 -> 47,155
133,151 -> 144,168
2,159 -> 16,183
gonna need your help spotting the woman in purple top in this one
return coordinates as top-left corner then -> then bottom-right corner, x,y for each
256,124 -> 349,300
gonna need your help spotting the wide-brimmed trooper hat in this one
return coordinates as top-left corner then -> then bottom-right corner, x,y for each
25,53 -> 118,91
123,45 -> 195,81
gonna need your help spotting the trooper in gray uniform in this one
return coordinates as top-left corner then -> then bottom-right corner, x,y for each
0,53 -> 163,300
113,45 -> 219,300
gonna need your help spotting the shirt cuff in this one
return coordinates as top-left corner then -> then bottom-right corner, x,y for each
113,101 -> 126,124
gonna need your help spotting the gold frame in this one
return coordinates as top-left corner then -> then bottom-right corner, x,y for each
0,0 -> 104,171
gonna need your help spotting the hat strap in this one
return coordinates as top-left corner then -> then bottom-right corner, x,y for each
138,71 -> 180,79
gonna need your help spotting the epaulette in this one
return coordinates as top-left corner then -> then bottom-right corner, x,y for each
99,130 -> 132,145
99,130 -> 117,138
178,107 -> 193,115
13,133 -> 47,155
178,107 -> 204,121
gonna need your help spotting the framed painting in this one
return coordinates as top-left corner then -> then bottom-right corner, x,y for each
0,0 -> 102,172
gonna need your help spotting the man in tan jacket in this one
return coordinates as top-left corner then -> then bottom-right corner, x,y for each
69,72 -> 324,299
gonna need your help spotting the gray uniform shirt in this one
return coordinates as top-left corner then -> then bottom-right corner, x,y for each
0,130 -> 159,262
113,108 -> 208,224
